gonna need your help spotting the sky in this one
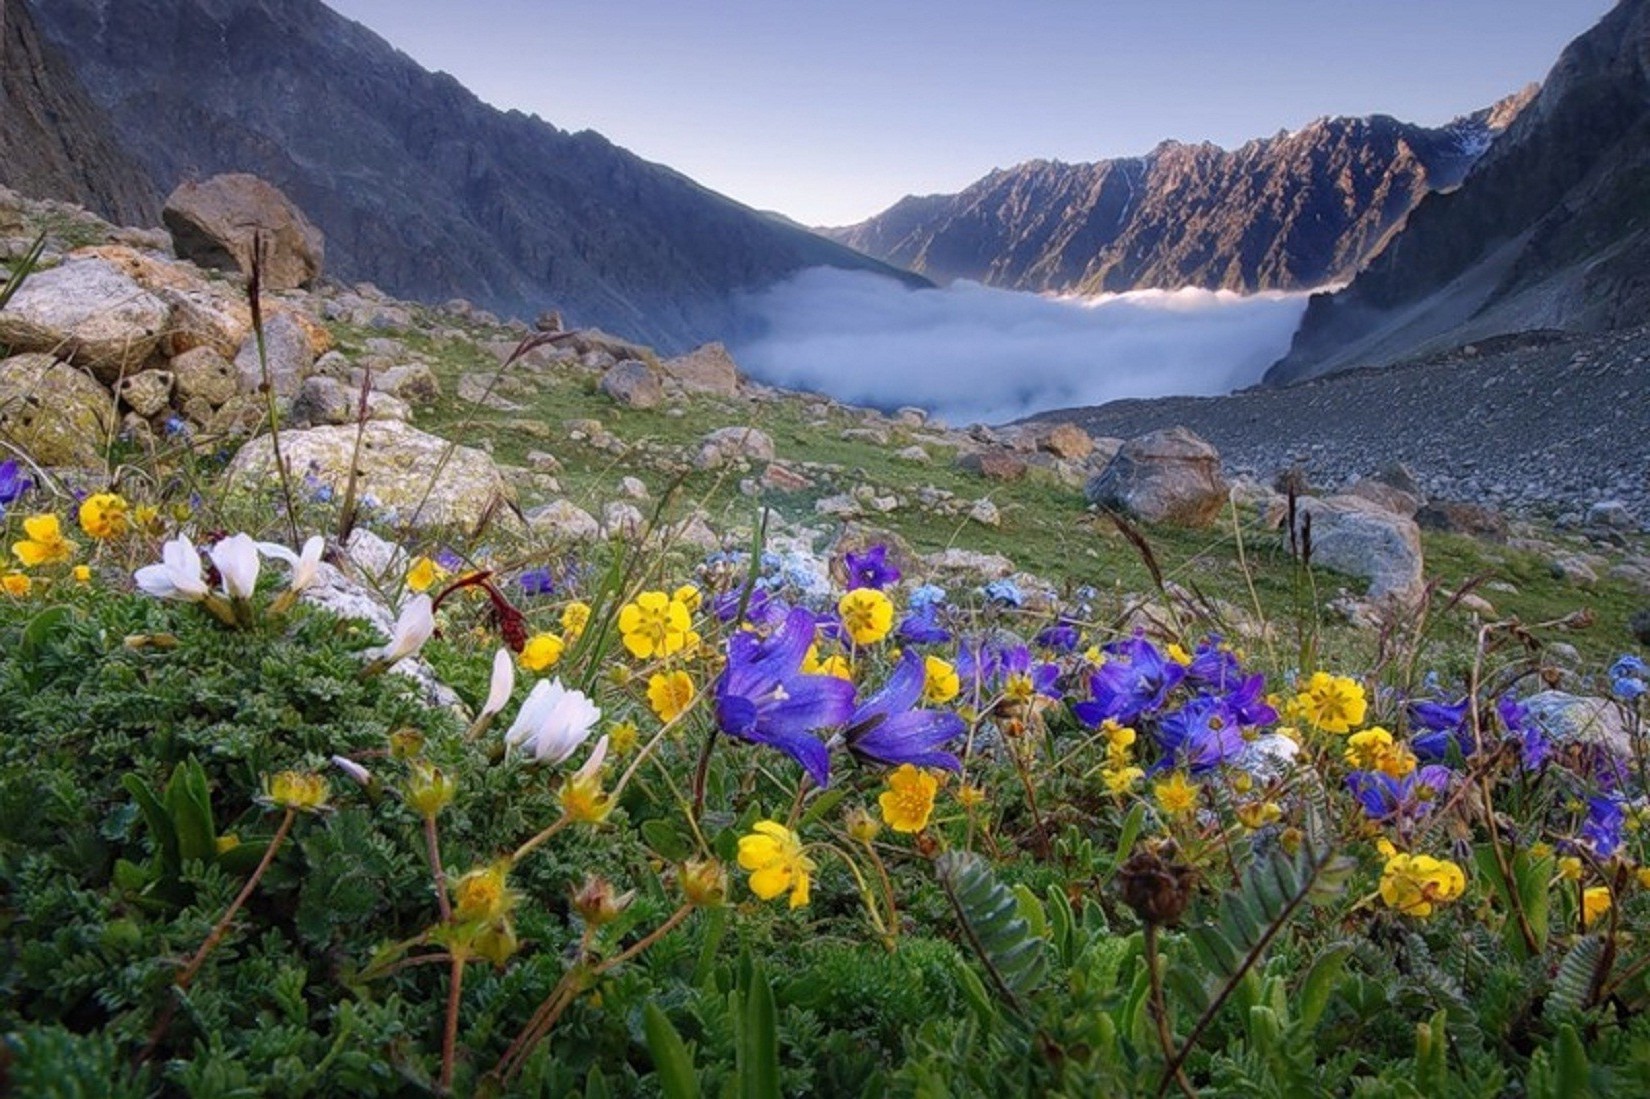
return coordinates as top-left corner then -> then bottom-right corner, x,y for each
323,0 -> 1615,226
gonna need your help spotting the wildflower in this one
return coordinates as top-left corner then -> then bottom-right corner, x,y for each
330,755 -> 374,788
208,533 -> 261,601
257,535 -> 325,594
1103,719 -> 1137,760
673,583 -> 703,612
648,670 -> 697,723
957,784 -> 987,809
1379,853 -> 1466,917
1583,885 -> 1613,926
1296,672 -> 1367,734
994,645 -> 1062,705
1102,766 -> 1144,794
878,764 -> 940,833
560,737 -> 612,823
1344,727 -> 1396,770
1156,696 -> 1246,773
519,632 -> 565,672
908,583 -> 946,609
561,600 -> 591,638
480,648 -> 516,722
737,820 -> 815,908
452,862 -> 516,923
845,806 -> 881,843
505,678 -> 601,764
0,459 -> 31,510
923,656 -> 960,705
264,771 -> 329,813
570,873 -> 633,927
78,492 -> 129,539
12,513 -> 75,567
1154,772 -> 1200,817
1184,637 -> 1242,688
618,590 -> 693,659
1073,636 -> 1186,727
406,555 -> 445,592
897,603 -> 952,644
982,579 -> 1023,607
844,543 -> 900,590
2,572 -> 31,597
73,565 -> 91,583
518,567 -> 555,597
608,720 -> 639,755
713,607 -> 856,787
845,651 -> 966,771
839,588 -> 894,645
372,594 -> 434,668
1166,643 -> 1193,666
1035,620 -> 1081,654
405,761 -> 457,818
1347,764 -> 1453,823
1557,856 -> 1583,882
1581,796 -> 1626,857
1236,801 -> 1283,830
680,858 -> 728,907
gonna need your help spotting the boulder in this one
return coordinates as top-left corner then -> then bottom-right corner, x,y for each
0,353 -> 116,467
601,501 -> 646,538
1415,500 -> 1509,541
1523,691 -> 1633,755
0,257 -> 168,380
157,287 -> 252,359
1292,494 -> 1425,604
170,346 -> 240,408
227,421 -> 512,530
116,369 -> 174,417
163,174 -> 324,290
290,375 -> 412,427
956,449 -> 1028,482
695,426 -> 775,469
1037,422 -> 1095,461
526,499 -> 601,542
1085,426 -> 1228,527
968,498 -> 1002,527
1586,500 -> 1637,532
600,359 -> 664,409
1344,479 -> 1421,517
660,342 -> 741,396
370,363 -> 442,404
232,311 -> 318,399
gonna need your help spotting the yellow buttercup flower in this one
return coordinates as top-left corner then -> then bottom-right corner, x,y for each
1154,772 -> 1201,817
78,493 -> 129,539
561,600 -> 591,639
838,588 -> 894,646
133,503 -> 162,535
452,862 -> 515,923
1583,886 -> 1613,927
1344,727 -> 1394,769
2,572 -> 32,597
1557,856 -> 1583,882
738,820 -> 815,908
1102,766 -> 1144,794
923,656 -> 960,705
647,670 -> 697,723
73,565 -> 92,583
560,769 -> 612,824
1379,853 -> 1466,917
519,632 -> 565,672
618,590 -> 692,659
672,584 -> 702,613
878,764 -> 940,833
1296,672 -> 1368,734
1236,801 -> 1283,830
12,513 -> 76,567
264,771 -> 330,813
405,555 -> 445,592
609,720 -> 639,755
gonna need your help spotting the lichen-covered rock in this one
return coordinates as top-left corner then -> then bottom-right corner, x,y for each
526,499 -> 601,542
163,173 -> 324,290
290,375 -> 411,427
227,421 -> 512,530
116,369 -> 173,417
1085,426 -> 1228,527
170,346 -> 242,409
1037,422 -> 1095,461
0,353 -> 116,466
956,449 -> 1028,482
661,342 -> 741,396
695,425 -> 775,468
1291,494 -> 1425,604
0,257 -> 168,380
600,359 -> 664,409
1523,691 -> 1633,755
233,311 -> 318,399
370,363 -> 442,404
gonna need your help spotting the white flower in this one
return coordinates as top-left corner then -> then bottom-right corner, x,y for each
573,735 -> 609,782
208,533 -> 261,600
330,754 -> 373,787
258,535 -> 325,593
134,533 -> 210,601
482,647 -> 515,718
505,678 -> 601,765
381,594 -> 435,665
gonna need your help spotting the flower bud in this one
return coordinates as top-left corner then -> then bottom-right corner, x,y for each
679,858 -> 728,908
265,770 -> 329,813
845,806 -> 881,844
571,874 -> 635,928
406,760 -> 457,819
388,727 -> 425,759
452,862 -> 514,923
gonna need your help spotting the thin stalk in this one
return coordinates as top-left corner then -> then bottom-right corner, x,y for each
441,954 -> 465,1092
1144,923 -> 1198,1099
511,814 -> 570,863
176,808 -> 295,990
424,815 -> 452,924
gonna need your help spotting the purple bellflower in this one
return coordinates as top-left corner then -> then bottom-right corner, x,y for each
845,651 -> 966,771
0,460 -> 30,513
1155,696 -> 1247,772
1347,765 -> 1454,824
1072,636 -> 1186,727
844,544 -> 900,591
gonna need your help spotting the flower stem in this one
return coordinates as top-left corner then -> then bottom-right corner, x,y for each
424,815 -> 452,924
511,813 -> 570,863
441,953 -> 465,1092
177,808 -> 295,990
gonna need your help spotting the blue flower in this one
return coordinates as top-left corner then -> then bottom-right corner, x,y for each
982,579 -> 1023,607
1155,696 -> 1245,772
845,651 -> 966,771
1614,677 -> 1647,702
713,608 -> 857,787
994,644 -> 1062,702
1223,674 -> 1278,728
844,544 -> 900,591
1072,636 -> 1185,727
1408,698 -> 1474,761
1580,795 -> 1625,857
1185,637 -> 1241,689
0,459 -> 31,513
1034,620 -> 1081,654
908,584 -> 946,610
897,604 -> 952,645
1611,655 -> 1649,679
1347,765 -> 1453,823
519,568 -> 555,597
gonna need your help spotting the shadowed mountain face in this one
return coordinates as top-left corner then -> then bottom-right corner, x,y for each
0,1 -> 157,225
1267,0 -> 1650,385
825,103 -> 1529,297
28,0 -> 916,351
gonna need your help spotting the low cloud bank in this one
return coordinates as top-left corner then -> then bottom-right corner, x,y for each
730,268 -> 1313,425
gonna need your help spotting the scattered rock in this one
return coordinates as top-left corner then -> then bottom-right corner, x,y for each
0,257 -> 168,380
760,464 -> 813,493
1413,500 -> 1509,541
157,287 -> 252,359
1523,691 -> 1634,755
895,445 -> 931,464
1037,422 -> 1095,461
1085,426 -> 1228,527
602,501 -> 646,538
619,476 -> 649,500
116,369 -> 173,417
922,548 -> 1017,581
1549,555 -> 1599,586
696,425 -> 775,469
290,375 -> 412,427
895,407 -> 927,427
600,359 -> 664,409
840,427 -> 889,446
371,363 -> 442,404
456,372 -> 523,411
956,450 -> 1028,482
660,342 -> 740,396
526,499 -> 601,542
163,173 -> 324,290
1292,494 -> 1425,604
0,353 -> 116,466
232,311 -> 318,399
1586,499 -> 1637,532
814,493 -> 860,518
170,346 -> 242,408
968,498 -> 1001,527
1344,479 -> 1420,517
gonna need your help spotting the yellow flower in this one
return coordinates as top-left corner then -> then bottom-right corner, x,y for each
133,503 -> 162,535
519,632 -> 565,672
264,771 -> 329,813
1236,801 -> 1283,830
609,720 -> 639,755
405,555 -> 445,592
838,588 -> 894,646
1557,856 -> 1583,882
803,643 -> 853,680
738,820 -> 815,908
648,670 -> 697,723
957,784 -> 987,810
2,572 -> 31,597
560,769 -> 612,823
561,600 -> 592,638
78,493 -> 128,539
405,761 -> 457,819
1296,672 -> 1368,734
1154,771 -> 1201,817
1636,867 -> 1650,890
680,858 -> 728,908
1166,643 -> 1193,666
923,656 -> 960,705
12,513 -> 76,567
1344,727 -> 1394,769
1101,766 -> 1144,794
672,584 -> 702,613
878,764 -> 940,833
73,565 -> 92,583
1583,886 -> 1613,927
452,862 -> 515,923
618,590 -> 692,659
1379,853 -> 1466,917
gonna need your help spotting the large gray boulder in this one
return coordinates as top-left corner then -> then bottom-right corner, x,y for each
600,359 -> 664,409
163,174 -> 324,290
526,499 -> 601,542
1085,426 -> 1228,527
233,311 -> 317,399
0,353 -> 116,467
1291,494 -> 1425,603
1523,691 -> 1633,756
0,256 -> 168,380
227,421 -> 512,530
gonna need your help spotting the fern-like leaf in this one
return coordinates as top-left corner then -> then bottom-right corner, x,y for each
935,851 -> 1048,1016
1549,935 -> 1607,1018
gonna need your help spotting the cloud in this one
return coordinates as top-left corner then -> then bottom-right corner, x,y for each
730,268 -> 1312,424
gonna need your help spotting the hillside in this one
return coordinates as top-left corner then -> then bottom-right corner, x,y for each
824,103 -> 1530,295
25,0 -> 917,351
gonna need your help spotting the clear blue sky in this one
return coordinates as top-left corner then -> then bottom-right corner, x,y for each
325,0 -> 1615,226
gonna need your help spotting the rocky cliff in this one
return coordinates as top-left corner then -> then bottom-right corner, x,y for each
28,0 -> 915,351
1266,0 -> 1650,384
825,104 -> 1528,295
0,0 -> 158,226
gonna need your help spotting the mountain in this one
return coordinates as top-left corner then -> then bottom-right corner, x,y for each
0,0 -> 158,226
824,102 -> 1531,296
26,0 -> 916,351
1267,0 -> 1650,385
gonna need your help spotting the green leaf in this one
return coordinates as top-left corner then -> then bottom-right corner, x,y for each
165,757 -> 217,865
1012,885 -> 1047,940
934,851 -> 1048,1016
19,605 -> 72,661
641,818 -> 692,861
1295,943 -> 1353,1032
122,771 -> 179,878
796,786 -> 846,831
735,962 -> 780,1099
644,1002 -> 700,1099
1112,802 -> 1146,873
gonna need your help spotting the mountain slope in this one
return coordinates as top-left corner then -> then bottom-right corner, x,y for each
0,0 -> 157,225
28,0 -> 915,350
825,104 -> 1529,296
1266,0 -> 1650,384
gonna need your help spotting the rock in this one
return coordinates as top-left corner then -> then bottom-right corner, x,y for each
895,446 -> 931,464
301,561 -> 456,708
600,359 -> 664,409
290,375 -> 411,427
0,353 -> 116,466
1292,494 -> 1425,603
660,342 -> 740,396
567,328 -> 654,364
840,427 -> 889,446
1414,500 -> 1509,541
968,498 -> 1002,527
1523,691 -> 1633,755
814,493 -> 861,518
526,450 -> 562,474
1344,479 -> 1421,517
602,501 -> 646,538
1037,422 -> 1095,461
1372,462 -> 1424,500
895,407 -> 927,427
923,548 -> 1018,581
760,464 -> 813,493
0,257 -> 168,380
1549,555 -> 1599,586
228,421 -> 512,530
116,370 -> 173,417
526,499 -> 601,542
669,512 -> 722,551
232,311 -> 317,400
696,426 -> 775,469
163,173 -> 324,290
156,287 -> 252,359
372,363 -> 442,404
203,395 -> 266,438
1586,499 -> 1637,532
619,476 -> 649,500
1085,426 -> 1228,527
170,347 -> 240,408
344,527 -> 406,583
956,449 -> 1028,482
456,372 -> 523,411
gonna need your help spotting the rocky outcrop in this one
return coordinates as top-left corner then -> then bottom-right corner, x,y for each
0,353 -> 116,466
600,360 -> 664,409
1085,427 -> 1228,527
163,174 -> 324,290
661,342 -> 741,397
0,255 -> 168,379
1292,495 -> 1426,604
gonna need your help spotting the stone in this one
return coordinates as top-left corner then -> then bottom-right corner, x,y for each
1085,426 -> 1228,527
158,287 -> 250,359
116,369 -> 173,417
290,375 -> 412,426
1414,500 -> 1509,541
1291,494 -> 1425,604
567,328 -> 654,363
1037,422 -> 1095,461
301,562 -> 456,708
163,173 -> 324,290
1523,691 -> 1633,755
619,476 -> 649,500
526,450 -> 562,473
1586,499 -> 1637,532
526,499 -> 601,542
0,257 -> 168,380
660,342 -> 740,396
923,548 -> 1017,581
227,421 -> 512,530
696,426 -> 775,469
895,446 -> 931,464
170,347 -> 240,408
232,311 -> 317,399
204,395 -> 267,438
1549,555 -> 1599,586
670,512 -> 722,551
895,407 -> 927,427
841,427 -> 889,446
760,464 -> 813,493
968,498 -> 1002,527
457,372 -> 523,411
602,501 -> 646,538
344,527 -> 406,582
814,493 -> 861,518
956,449 -> 1028,482
600,359 -> 664,409
371,363 -> 442,404
0,354 -> 115,466
1344,479 -> 1421,517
